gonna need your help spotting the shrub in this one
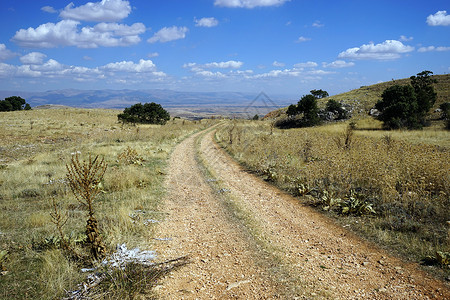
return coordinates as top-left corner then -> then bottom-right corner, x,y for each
375,70 -> 437,130
118,102 -> 170,125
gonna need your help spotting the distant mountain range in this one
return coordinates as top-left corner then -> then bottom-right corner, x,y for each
0,89 -> 295,118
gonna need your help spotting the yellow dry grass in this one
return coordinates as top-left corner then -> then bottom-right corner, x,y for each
0,108 -> 212,299
216,119 -> 449,279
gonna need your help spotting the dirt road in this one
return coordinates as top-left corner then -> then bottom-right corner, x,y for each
152,128 -> 449,299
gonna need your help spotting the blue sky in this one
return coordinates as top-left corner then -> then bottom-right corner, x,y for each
0,0 -> 449,97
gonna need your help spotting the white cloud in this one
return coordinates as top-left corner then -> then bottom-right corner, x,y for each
338,40 -> 414,60
272,61 -> 285,67
204,60 -> 243,69
148,26 -> 188,43
184,60 -> 243,73
93,22 -> 146,36
296,36 -> 311,43
20,52 -> 47,65
214,0 -> 290,8
399,35 -> 413,42
0,57 -> 167,84
0,44 -> 17,61
60,0 -> 131,22
322,60 -> 355,68
426,10 -> 450,26
12,20 -> 144,48
41,6 -> 57,13
195,17 -> 219,27
418,46 -> 450,52
101,59 -> 157,73
294,61 -> 317,68
0,63 -> 17,77
312,21 -> 324,28
253,69 -> 301,78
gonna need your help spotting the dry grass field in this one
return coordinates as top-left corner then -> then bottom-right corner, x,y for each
0,108 -> 210,299
216,119 -> 449,280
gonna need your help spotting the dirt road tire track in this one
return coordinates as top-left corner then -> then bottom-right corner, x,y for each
153,127 -> 450,299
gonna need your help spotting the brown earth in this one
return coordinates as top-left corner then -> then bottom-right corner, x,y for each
152,127 -> 449,299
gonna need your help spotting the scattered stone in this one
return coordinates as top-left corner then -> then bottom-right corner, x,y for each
379,287 -> 387,293
362,261 -> 370,266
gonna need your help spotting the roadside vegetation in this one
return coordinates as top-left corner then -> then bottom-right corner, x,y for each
221,72 -> 449,280
0,108 -> 210,299
216,119 -> 449,280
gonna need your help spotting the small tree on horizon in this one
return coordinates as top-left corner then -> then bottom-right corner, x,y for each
0,96 -> 31,112
118,102 -> 170,125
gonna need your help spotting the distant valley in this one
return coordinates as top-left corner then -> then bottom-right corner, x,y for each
0,89 -> 294,119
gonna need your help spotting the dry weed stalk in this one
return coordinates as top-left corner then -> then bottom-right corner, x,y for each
66,154 -> 107,260
50,197 -> 70,251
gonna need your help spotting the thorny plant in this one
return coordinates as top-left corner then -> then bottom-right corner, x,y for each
66,153 -> 107,260
117,146 -> 145,165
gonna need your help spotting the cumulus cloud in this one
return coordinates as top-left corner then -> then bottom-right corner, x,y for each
60,0 -> 131,22
20,52 -> 47,65
184,60 -> 243,71
338,40 -> 414,60
0,58 -> 167,83
204,60 -> 243,68
322,60 -> 355,68
148,26 -> 188,43
296,36 -> 311,43
293,61 -> 317,68
195,17 -> 219,27
214,0 -> 290,8
0,44 -> 18,61
426,10 -> 450,26
12,20 -> 145,48
101,59 -> 157,73
418,46 -> 450,52
41,6 -> 57,13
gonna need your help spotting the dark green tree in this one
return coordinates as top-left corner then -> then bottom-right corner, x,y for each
297,94 -> 320,126
375,71 -> 438,129
375,85 -> 419,129
410,70 -> 437,122
0,96 -> 30,112
252,114 -> 259,120
118,102 -> 170,125
310,89 -> 329,99
286,104 -> 298,117
440,102 -> 450,130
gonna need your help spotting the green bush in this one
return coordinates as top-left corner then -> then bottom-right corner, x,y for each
375,71 -> 437,130
118,102 -> 170,125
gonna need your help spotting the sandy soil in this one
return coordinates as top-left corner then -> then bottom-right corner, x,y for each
152,128 -> 449,299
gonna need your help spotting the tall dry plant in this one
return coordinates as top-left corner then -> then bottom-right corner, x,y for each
66,154 -> 107,260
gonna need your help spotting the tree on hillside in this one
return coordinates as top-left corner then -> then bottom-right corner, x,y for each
375,70 -> 437,129
118,102 -> 170,125
0,96 -> 31,112
310,89 -> 329,99
286,104 -> 298,117
410,70 -> 437,120
375,85 -> 419,129
297,94 -> 320,126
